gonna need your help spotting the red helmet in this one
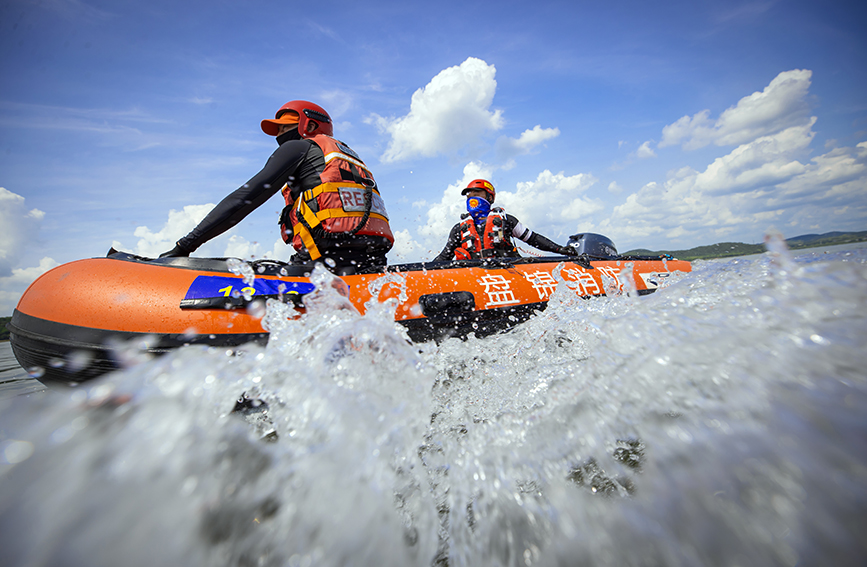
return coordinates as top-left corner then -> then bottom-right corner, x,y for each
461,179 -> 496,203
261,100 -> 333,138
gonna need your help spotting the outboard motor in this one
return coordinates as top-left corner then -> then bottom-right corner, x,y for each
567,233 -> 618,258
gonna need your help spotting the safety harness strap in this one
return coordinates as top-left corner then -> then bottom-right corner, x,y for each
293,214 -> 323,261
293,182 -> 388,261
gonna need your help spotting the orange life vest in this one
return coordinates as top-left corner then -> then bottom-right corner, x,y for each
281,135 -> 394,260
455,208 -> 517,260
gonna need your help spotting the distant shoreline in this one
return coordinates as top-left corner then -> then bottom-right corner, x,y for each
622,230 -> 867,261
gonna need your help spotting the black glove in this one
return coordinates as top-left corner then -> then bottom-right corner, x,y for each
557,246 -> 594,268
159,242 -> 191,258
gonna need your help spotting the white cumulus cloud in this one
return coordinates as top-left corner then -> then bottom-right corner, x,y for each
117,204 -> 215,258
598,68 -> 867,250
694,119 -> 815,195
771,140 -> 867,209
265,237 -> 297,263
496,170 -> 603,239
119,206 -> 300,262
0,187 -> 61,314
496,125 -> 560,166
389,229 -> 421,262
369,58 -> 504,162
635,141 -> 657,159
0,187 -> 46,277
222,234 -> 264,260
603,129 -> 867,247
660,69 -> 813,150
0,257 -> 61,316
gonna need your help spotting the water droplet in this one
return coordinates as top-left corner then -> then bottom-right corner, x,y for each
247,300 -> 266,319
27,366 -> 45,378
810,334 -> 829,345
2,440 -> 34,464
66,350 -> 93,372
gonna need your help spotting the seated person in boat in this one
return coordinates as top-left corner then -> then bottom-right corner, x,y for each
160,100 -> 394,273
432,179 -> 578,261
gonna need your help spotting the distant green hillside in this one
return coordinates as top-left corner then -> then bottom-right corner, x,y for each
1,316 -> 10,341
623,230 -> 867,261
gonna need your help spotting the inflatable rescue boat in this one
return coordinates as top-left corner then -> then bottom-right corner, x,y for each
9,234 -> 690,385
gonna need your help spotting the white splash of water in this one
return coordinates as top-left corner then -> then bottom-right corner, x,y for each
226,257 -> 256,287
1,242 -> 866,566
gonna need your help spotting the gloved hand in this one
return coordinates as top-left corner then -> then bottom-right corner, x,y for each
159,243 -> 191,258
561,247 -> 594,269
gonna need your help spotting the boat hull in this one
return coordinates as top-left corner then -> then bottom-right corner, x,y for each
9,252 -> 690,385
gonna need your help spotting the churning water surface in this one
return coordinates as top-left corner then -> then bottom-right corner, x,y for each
1,238 -> 866,567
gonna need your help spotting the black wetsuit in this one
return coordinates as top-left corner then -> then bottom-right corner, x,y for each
175,130 -> 392,272
433,213 -> 566,261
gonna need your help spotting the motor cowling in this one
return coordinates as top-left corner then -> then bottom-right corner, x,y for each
566,233 -> 618,258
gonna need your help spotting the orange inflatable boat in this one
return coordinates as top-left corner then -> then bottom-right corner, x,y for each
9,234 -> 690,385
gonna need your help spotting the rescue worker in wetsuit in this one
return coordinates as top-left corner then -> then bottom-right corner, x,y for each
159,101 -> 394,273
432,179 -> 578,262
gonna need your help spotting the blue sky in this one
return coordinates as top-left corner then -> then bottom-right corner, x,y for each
1,0 -> 866,314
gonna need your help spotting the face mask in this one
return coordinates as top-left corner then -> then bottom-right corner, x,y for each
467,196 -> 491,222
276,127 -> 301,145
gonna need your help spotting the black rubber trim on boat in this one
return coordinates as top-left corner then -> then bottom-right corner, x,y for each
400,300 -> 547,343
8,310 -> 269,385
418,291 -> 476,319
